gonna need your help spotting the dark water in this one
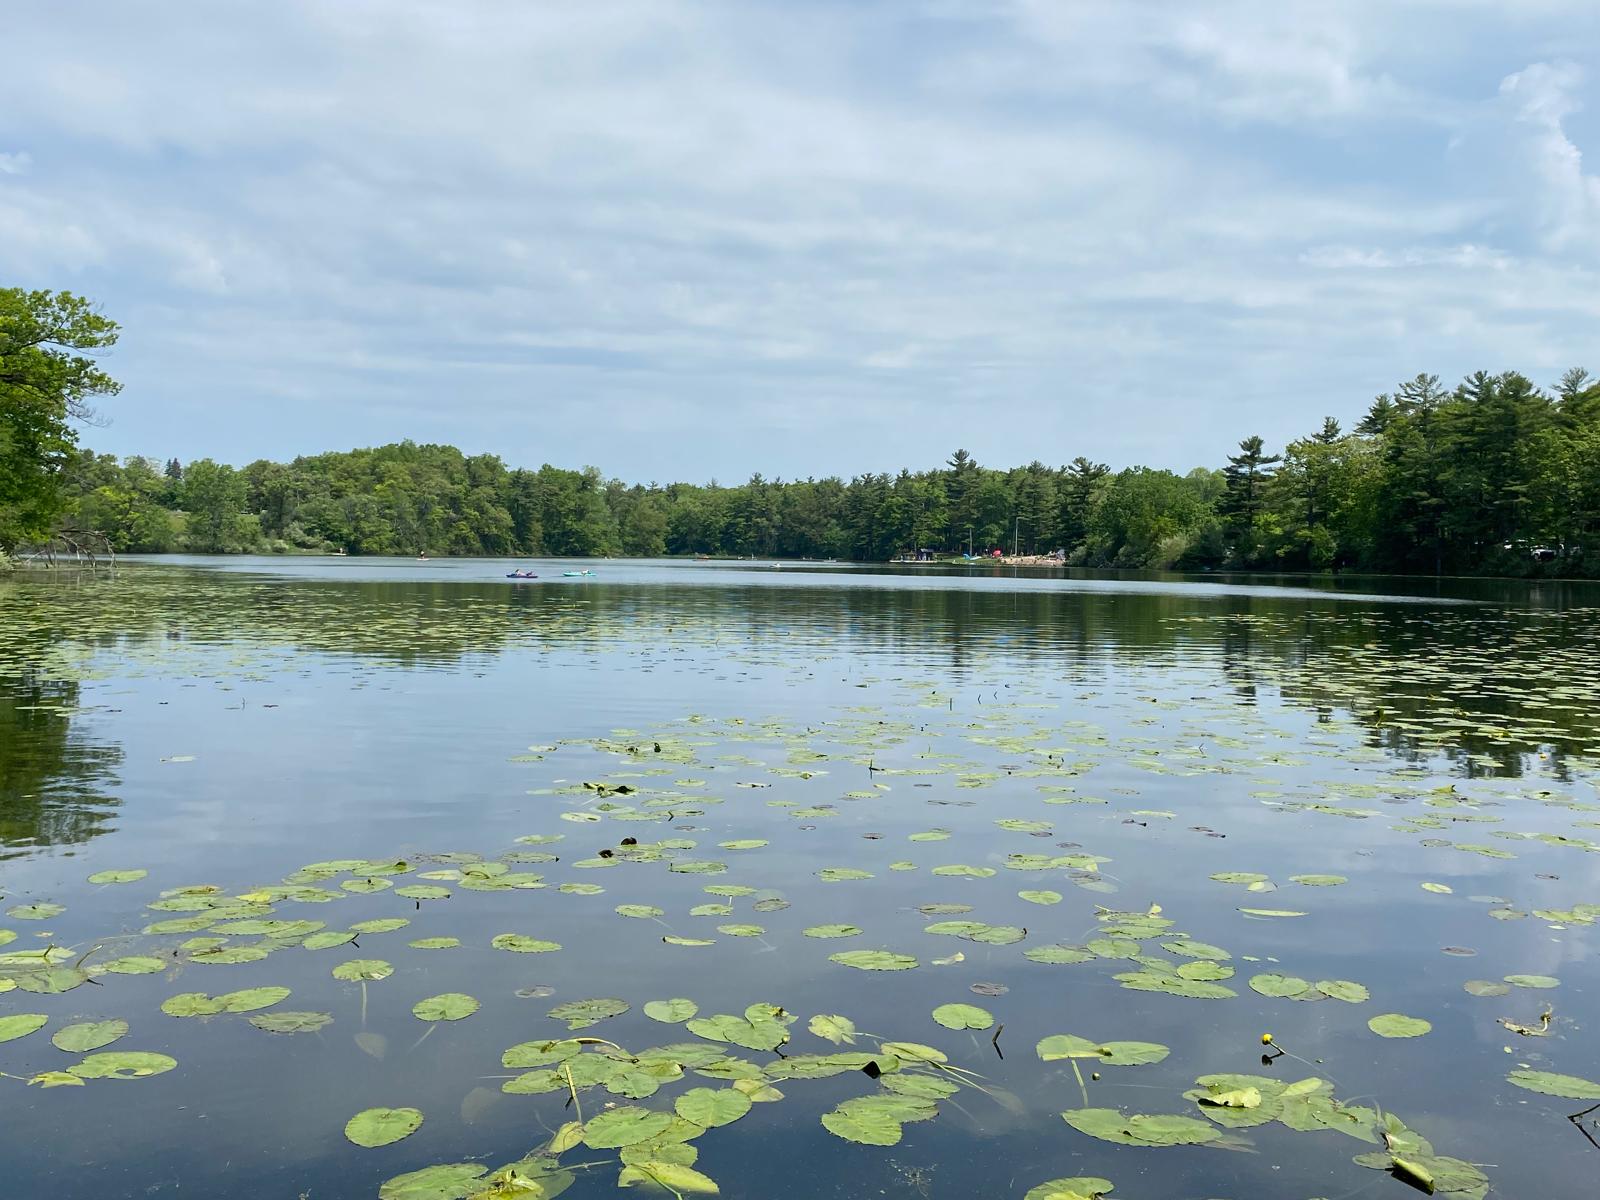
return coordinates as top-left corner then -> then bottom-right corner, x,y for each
1,557 -> 1597,1200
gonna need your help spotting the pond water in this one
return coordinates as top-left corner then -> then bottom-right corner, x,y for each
2,557 -> 1598,1200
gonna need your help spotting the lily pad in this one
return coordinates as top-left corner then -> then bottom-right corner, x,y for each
333,959 -> 394,981
101,956 -> 165,975
1062,1107 -> 1220,1147
675,1086 -> 752,1127
803,924 -> 862,938
68,1050 -> 178,1079
51,1020 -> 129,1053
1250,973 -> 1312,999
582,1106 -> 676,1149
627,999 -> 694,1027
931,1003 -> 993,1030
0,1013 -> 49,1043
492,934 -> 562,954
821,1102 -> 903,1146
1505,1069 -> 1600,1100
378,1163 -> 487,1200
7,903 -> 64,920
413,993 -> 479,1022
1019,890 -> 1063,905
1504,974 -> 1560,989
829,950 -> 918,971
346,1106 -> 424,1148
548,997 -> 628,1029
88,869 -> 148,885
250,1011 -> 333,1034
1023,1179 -> 1115,1200
1367,1013 -> 1432,1038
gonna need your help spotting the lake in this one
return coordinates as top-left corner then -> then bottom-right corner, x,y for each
2,556 -> 1598,1200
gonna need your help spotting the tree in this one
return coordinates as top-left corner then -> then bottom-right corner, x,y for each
181,459 -> 250,552
0,290 -> 121,549
1220,435 -> 1281,561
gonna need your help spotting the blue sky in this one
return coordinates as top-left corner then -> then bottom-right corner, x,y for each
3,1 -> 1597,482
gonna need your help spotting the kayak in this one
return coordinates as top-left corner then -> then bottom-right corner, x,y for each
561,570 -> 595,577
505,573 -> 538,579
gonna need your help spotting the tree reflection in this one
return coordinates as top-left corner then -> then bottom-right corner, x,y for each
0,673 -> 121,860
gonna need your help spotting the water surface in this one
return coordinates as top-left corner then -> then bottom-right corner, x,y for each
2,558 -> 1597,1199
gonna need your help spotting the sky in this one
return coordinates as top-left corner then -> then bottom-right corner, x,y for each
3,1 -> 1598,484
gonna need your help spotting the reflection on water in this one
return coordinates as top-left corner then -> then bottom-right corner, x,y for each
0,673 -> 120,859
0,559 -> 1596,1200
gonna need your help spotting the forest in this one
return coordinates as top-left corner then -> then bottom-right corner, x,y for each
52,367 -> 1600,576
6,288 -> 1599,576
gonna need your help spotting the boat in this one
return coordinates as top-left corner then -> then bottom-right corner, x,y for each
561,570 -> 595,578
505,572 -> 539,579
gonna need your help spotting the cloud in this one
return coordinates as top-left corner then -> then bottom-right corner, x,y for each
0,151 -> 30,175
0,1 -> 1596,480
1499,61 -> 1600,250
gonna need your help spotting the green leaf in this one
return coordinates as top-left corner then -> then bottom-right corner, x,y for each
1250,973 -> 1312,999
1463,980 -> 1510,997
51,1020 -> 129,1052
1316,979 -> 1370,1004
615,905 -> 664,919
821,1103 -> 903,1145
68,1050 -> 178,1079
378,1163 -> 487,1200
88,869 -> 147,884
248,1011 -> 333,1033
413,993 -> 479,1021
644,998 -> 699,1023
1367,1013 -> 1432,1038
1288,874 -> 1347,886
548,997 -> 629,1029
1019,890 -> 1063,905
803,924 -> 862,938
1506,1069 -> 1600,1100
408,937 -> 460,950
619,1162 -> 720,1194
161,992 -> 226,1018
1210,872 -> 1269,884
1022,1178 -> 1115,1200
675,1086 -> 752,1128
345,1106 -> 424,1147
492,934 -> 562,953
14,966 -> 88,993
0,1013 -> 49,1042
99,956 -> 165,975
1504,974 -> 1560,989
582,1106 -> 676,1149
931,1003 -> 993,1030
830,950 -> 918,971
1037,1036 -> 1168,1066
1025,945 -> 1094,964
1061,1107 -> 1220,1147
808,1014 -> 857,1044
221,986 -> 292,1013
817,867 -> 874,881
7,903 -> 64,920
349,918 -> 410,934
332,959 -> 393,981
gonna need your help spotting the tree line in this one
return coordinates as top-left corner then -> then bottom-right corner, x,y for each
6,289 -> 1599,575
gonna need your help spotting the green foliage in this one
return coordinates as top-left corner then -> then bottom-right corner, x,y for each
8,301 -> 1592,576
0,289 -> 122,549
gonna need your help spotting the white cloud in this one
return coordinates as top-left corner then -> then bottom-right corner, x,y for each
1500,61 -> 1600,250
0,150 -> 30,175
0,1 -> 1596,478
